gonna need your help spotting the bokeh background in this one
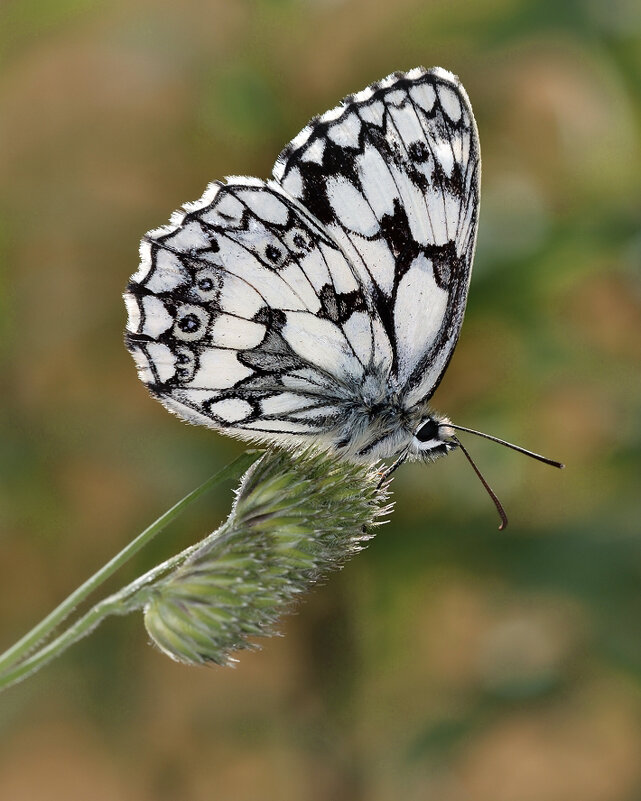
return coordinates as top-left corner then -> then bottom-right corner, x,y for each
1,1 -> 640,799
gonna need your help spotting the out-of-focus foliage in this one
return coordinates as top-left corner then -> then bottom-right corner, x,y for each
0,0 -> 639,799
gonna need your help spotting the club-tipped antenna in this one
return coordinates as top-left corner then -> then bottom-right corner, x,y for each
452,435 -> 508,531
444,423 -> 564,469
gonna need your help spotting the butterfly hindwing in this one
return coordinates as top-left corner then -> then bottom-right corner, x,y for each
273,66 -> 480,407
124,178 -> 395,445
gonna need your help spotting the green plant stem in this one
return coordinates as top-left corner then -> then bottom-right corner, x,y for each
0,450 -> 261,684
0,595 -> 126,690
0,533 -> 213,691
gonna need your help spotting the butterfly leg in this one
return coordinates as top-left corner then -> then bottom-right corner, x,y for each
377,450 -> 408,486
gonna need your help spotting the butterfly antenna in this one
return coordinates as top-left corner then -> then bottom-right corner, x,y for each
451,435 -> 508,531
445,424 -> 564,469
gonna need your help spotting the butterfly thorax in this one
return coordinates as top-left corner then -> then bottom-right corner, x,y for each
331,377 -> 455,463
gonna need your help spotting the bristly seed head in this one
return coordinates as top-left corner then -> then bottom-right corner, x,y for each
143,448 -> 393,666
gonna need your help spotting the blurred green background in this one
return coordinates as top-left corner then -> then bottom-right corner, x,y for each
1,0 -> 640,799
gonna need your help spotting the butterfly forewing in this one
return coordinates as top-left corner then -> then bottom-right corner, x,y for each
273,66 -> 480,406
125,67 -> 480,453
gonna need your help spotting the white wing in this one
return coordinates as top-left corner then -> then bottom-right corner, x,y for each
125,178 -> 392,446
273,66 -> 480,407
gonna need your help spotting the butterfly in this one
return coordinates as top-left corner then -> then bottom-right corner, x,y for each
124,67 -> 562,528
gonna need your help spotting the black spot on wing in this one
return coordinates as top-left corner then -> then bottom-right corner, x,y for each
239,349 -> 303,373
379,198 -> 421,276
253,306 -> 286,332
318,284 -> 366,324
427,241 -> 466,290
319,284 -> 339,321
237,326 -> 305,373
294,136 -> 360,227
408,141 -> 429,163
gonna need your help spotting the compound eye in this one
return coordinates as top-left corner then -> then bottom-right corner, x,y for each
415,418 -> 440,443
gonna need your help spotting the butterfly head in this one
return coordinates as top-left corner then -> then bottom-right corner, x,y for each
411,414 -> 457,462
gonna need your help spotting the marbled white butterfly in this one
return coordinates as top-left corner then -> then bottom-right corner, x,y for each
124,67 -> 562,528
